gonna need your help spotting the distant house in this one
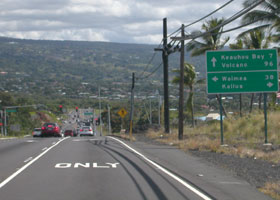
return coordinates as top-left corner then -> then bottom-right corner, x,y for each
206,113 -> 224,121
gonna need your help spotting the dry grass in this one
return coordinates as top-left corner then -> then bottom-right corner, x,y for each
259,182 -> 280,200
109,133 -> 136,141
144,111 -> 280,163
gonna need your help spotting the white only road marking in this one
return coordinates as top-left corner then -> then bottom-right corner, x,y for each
54,163 -> 119,169
108,136 -> 213,200
24,157 -> 33,163
0,137 -> 68,189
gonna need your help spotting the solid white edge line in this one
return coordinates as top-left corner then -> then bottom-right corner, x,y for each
0,137 -> 69,189
107,136 -> 212,200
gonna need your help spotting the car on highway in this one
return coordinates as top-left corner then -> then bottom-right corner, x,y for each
64,129 -> 77,137
41,123 -> 61,137
32,128 -> 42,137
79,126 -> 95,136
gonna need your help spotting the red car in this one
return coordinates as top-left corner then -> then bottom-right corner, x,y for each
64,129 -> 77,137
41,123 -> 61,137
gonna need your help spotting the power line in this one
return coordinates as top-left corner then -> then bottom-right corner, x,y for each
171,0 -> 265,41
137,62 -> 163,80
167,0 -> 234,40
138,0 -> 235,80
137,42 -> 162,79
183,0 -> 234,29
219,8 -> 280,35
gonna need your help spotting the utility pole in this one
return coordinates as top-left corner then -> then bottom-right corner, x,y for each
0,110 -> 3,136
108,105 -> 111,135
99,87 -> 103,136
155,18 -> 170,133
93,109 -> 96,132
129,73 -> 135,140
4,108 -> 7,136
149,98 -> 152,125
178,24 -> 185,140
156,90 -> 161,126
0,100 -> 2,136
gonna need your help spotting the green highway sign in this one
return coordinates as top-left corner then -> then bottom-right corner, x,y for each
84,112 -> 93,116
207,71 -> 278,94
6,109 -> 17,113
206,49 -> 278,94
207,49 -> 277,72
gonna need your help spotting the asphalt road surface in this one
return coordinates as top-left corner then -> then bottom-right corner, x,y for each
0,134 -> 272,200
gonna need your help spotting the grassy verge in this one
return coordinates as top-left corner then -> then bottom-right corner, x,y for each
145,111 -> 280,199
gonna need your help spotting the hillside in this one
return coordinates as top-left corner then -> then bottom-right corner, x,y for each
0,37 -> 205,99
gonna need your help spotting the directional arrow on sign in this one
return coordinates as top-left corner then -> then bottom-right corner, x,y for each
212,76 -> 218,82
267,82 -> 273,88
211,57 -> 217,67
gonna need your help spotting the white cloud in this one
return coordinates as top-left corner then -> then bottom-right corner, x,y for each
0,0 -> 246,44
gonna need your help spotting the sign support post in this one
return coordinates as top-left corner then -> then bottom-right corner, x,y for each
219,94 -> 224,145
206,49 -> 278,145
264,93 -> 268,144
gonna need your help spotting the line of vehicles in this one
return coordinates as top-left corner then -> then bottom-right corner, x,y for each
32,122 -> 96,137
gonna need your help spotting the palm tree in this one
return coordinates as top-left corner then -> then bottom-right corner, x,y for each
230,27 -> 273,112
187,17 -> 230,117
242,0 -> 280,44
172,62 -> 198,127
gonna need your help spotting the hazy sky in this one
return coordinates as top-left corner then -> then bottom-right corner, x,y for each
0,0 -> 250,44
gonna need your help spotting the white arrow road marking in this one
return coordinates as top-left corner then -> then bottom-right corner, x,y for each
211,57 -> 217,67
212,76 -> 218,82
108,136 -> 213,200
267,82 -> 273,88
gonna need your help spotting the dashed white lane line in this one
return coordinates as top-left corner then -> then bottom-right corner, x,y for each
72,139 -> 99,142
26,140 -> 36,143
107,136 -> 213,200
0,137 -> 17,140
24,157 -> 33,163
0,137 -> 69,189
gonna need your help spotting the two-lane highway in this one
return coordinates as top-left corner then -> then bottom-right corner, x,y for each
0,135 -> 272,200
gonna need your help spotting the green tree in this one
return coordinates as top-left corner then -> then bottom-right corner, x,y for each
172,62 -> 196,127
230,27 -> 273,112
186,18 -> 229,117
242,0 -> 280,43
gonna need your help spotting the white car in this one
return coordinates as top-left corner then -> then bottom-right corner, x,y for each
32,128 -> 42,137
79,126 -> 95,136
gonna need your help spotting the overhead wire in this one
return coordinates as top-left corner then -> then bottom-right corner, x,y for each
138,62 -> 163,80
166,0 -> 234,40
183,0 -> 234,29
183,0 -> 265,41
184,0 -> 276,47
136,0 -> 258,82
219,7 -> 280,35
136,40 -> 163,79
